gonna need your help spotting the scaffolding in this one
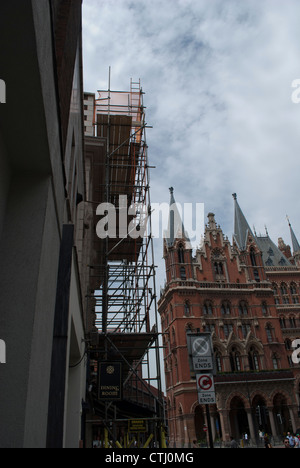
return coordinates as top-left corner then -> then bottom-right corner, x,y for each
84,73 -> 165,448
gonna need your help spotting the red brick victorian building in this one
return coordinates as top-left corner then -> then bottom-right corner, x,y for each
158,189 -> 300,446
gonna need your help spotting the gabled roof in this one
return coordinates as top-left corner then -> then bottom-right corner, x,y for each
255,235 -> 292,267
232,193 -> 255,251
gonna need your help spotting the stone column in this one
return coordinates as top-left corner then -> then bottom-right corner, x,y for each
268,408 -> 278,439
289,406 -> 297,433
219,409 -> 230,442
246,408 -> 256,442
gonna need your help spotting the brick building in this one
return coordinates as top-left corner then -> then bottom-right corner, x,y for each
158,189 -> 300,446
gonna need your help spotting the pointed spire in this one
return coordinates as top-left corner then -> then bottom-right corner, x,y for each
287,216 -> 300,254
165,187 -> 190,248
232,193 -> 255,251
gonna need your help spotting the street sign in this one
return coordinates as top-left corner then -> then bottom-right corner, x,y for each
192,355 -> 214,371
187,332 -> 215,373
192,336 -> 211,356
196,373 -> 216,405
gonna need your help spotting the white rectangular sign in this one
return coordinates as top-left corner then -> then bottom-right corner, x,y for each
192,355 -> 214,371
198,392 -> 216,405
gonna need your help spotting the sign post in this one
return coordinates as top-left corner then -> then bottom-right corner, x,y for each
187,332 -> 215,449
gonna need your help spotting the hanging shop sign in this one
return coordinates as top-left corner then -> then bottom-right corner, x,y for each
98,362 -> 122,401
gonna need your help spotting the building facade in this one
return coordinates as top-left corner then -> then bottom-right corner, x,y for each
158,190 -> 300,446
0,0 -> 86,448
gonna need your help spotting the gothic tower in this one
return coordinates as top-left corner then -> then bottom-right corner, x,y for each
163,187 -> 194,284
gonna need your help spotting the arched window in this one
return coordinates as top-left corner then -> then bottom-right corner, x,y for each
214,348 -> 223,373
184,301 -> 191,317
253,269 -> 260,282
262,302 -> 268,316
186,323 -> 195,334
273,283 -> 280,304
224,323 -> 233,338
250,248 -> 257,266
239,301 -> 248,316
214,262 -> 224,275
178,244 -> 185,264
180,266 -> 186,280
213,261 -> 225,281
281,283 -> 288,296
290,283 -> 299,304
266,324 -> 274,343
248,346 -> 260,371
230,347 -> 241,372
279,316 -> 286,329
221,301 -> 231,315
290,283 -> 297,295
203,301 -> 213,316
289,316 -> 296,328
285,339 -> 292,350
272,353 -> 279,370
241,322 -> 251,338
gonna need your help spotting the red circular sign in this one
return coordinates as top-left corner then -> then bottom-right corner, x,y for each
198,375 -> 213,391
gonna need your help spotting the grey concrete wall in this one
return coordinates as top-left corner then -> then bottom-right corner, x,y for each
0,1 -> 86,447
0,175 -> 57,447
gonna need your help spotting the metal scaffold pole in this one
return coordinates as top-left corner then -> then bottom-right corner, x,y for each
84,74 -> 165,448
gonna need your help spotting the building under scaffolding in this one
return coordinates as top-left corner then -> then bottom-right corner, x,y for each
82,77 -> 165,448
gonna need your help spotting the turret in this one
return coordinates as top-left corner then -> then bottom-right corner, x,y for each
288,217 -> 300,267
163,188 -> 193,282
232,194 -> 266,282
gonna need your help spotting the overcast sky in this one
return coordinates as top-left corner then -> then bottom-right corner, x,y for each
82,0 -> 300,290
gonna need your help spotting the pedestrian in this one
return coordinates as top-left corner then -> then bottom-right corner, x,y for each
287,432 -> 295,448
284,438 -> 291,448
259,430 -> 264,445
264,434 -> 272,449
230,436 -> 239,448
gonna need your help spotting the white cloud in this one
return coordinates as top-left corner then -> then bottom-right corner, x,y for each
83,0 -> 300,288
